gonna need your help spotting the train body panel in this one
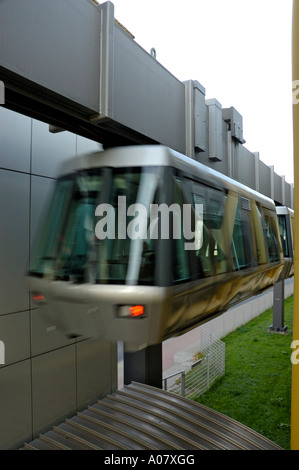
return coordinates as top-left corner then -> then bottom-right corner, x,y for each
29,277 -> 169,350
29,145 -> 287,350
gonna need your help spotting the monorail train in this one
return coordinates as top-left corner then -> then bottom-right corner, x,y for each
29,145 -> 287,351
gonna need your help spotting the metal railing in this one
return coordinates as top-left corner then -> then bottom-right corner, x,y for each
163,329 -> 225,399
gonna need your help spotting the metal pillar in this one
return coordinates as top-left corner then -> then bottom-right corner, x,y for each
124,343 -> 162,389
269,281 -> 288,333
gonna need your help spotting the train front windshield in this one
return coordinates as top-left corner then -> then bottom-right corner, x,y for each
30,167 -> 162,285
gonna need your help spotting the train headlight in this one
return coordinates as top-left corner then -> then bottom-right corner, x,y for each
117,305 -> 145,318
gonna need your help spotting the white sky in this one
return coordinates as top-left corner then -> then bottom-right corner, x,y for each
109,0 -> 294,184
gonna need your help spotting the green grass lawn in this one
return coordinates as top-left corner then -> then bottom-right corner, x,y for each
196,295 -> 294,450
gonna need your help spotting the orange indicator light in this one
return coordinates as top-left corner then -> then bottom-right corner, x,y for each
33,294 -> 45,301
129,305 -> 144,317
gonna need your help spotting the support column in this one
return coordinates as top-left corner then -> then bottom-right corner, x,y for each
269,281 -> 288,333
124,343 -> 162,389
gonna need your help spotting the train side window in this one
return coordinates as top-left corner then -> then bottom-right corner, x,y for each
291,216 -> 295,257
56,172 -> 103,282
250,203 -> 267,265
172,179 -> 192,283
189,182 -> 227,277
56,195 -> 95,282
278,215 -> 289,257
191,189 -> 212,277
96,168 -> 160,285
231,198 -> 256,270
231,201 -> 247,270
262,209 -> 281,262
206,188 -> 227,275
30,172 -> 102,283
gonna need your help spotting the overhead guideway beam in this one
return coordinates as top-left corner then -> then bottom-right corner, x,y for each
0,0 -> 293,206
0,0 -> 185,149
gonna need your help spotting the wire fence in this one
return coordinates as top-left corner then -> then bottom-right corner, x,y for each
163,329 -> 225,399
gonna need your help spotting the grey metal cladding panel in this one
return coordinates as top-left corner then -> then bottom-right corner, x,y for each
31,306 -> 75,357
259,160 -> 271,199
30,175 -> 77,355
32,345 -> 77,437
30,175 -> 55,251
76,339 -> 117,410
0,360 -> 32,450
0,108 -> 31,173
0,312 -> 30,368
207,121 -> 229,176
284,182 -> 292,208
31,120 -> 76,178
206,99 -> 223,162
236,148 -> 255,190
0,0 -> 101,111
274,173 -> 283,202
0,170 -> 30,315
113,27 -> 186,153
30,176 -> 76,353
194,85 -> 207,152
76,135 -> 103,155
